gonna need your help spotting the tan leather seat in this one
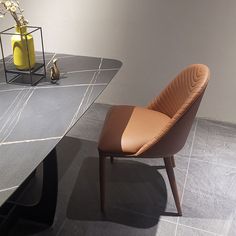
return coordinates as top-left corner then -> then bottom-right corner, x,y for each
98,64 -> 210,216
99,106 -> 171,155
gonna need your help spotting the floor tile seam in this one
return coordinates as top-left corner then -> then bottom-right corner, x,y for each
183,186 -> 235,201
160,218 -> 221,235
197,117 -> 236,129
54,218 -> 220,236
180,118 -> 199,203
189,158 -> 236,170
174,118 -> 199,236
97,154 -> 236,169
177,222 -> 222,236
159,218 -> 177,225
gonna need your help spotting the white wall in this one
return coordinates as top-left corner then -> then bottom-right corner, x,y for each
15,0 -> 236,123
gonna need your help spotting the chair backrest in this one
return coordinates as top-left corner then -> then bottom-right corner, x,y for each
148,64 -> 209,119
136,64 -> 210,157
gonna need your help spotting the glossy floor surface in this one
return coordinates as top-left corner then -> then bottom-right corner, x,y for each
9,103 -> 236,236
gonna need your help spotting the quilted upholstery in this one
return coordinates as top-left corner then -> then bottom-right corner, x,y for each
98,64 -> 210,156
148,64 -> 209,119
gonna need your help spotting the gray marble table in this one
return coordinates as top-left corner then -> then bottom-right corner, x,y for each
0,53 -> 121,226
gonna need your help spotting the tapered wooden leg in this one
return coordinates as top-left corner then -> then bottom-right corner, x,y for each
110,156 -> 114,164
164,157 -> 182,216
99,154 -> 106,213
171,156 -> 176,168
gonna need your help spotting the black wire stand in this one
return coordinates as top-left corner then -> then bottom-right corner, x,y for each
0,26 -> 46,86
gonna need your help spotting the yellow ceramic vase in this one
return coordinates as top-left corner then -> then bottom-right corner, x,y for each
11,26 -> 36,70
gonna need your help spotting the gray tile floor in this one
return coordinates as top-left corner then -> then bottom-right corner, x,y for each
9,103 -> 236,236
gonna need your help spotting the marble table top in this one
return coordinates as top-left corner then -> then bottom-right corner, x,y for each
0,53 -> 122,206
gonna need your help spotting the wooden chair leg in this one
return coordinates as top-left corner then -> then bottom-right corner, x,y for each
164,157 -> 182,216
110,156 -> 114,164
99,155 -> 106,213
171,156 -> 176,168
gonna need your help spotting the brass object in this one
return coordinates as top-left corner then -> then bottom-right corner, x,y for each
50,58 -> 60,83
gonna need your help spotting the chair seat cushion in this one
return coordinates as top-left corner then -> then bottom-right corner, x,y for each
98,105 -> 171,155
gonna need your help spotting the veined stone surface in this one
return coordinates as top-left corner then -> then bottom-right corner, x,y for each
0,53 -> 122,206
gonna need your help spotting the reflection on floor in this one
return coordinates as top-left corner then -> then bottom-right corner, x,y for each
9,103 -> 236,236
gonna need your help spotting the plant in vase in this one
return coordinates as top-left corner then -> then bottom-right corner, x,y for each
0,0 -> 35,70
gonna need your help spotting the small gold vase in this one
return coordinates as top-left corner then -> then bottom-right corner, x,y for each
11,25 -> 36,70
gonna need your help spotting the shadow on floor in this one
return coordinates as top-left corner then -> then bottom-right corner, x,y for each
7,137 -> 83,236
7,138 -> 169,235
67,157 -> 167,228
57,136 -> 83,181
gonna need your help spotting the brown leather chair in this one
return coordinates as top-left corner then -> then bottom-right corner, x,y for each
98,64 -> 210,216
